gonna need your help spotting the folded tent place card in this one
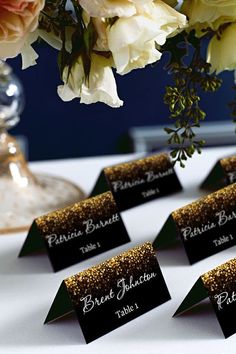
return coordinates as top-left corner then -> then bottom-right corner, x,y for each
45,242 -> 171,343
19,191 -> 130,271
90,153 -> 182,211
174,258 -> 236,339
153,183 -> 236,264
201,155 -> 236,191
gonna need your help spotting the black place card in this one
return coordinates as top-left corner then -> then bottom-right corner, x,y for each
153,183 -> 236,264
19,191 -> 130,272
201,155 -> 236,191
174,258 -> 236,338
90,153 -> 182,211
45,242 -> 171,343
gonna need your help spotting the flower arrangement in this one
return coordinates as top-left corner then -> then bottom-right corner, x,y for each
1,0 -> 236,165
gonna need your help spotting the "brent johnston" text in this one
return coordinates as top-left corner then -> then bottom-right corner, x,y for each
80,272 -> 157,314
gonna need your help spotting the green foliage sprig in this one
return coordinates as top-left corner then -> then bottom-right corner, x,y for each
163,32 -> 222,167
40,0 -> 98,81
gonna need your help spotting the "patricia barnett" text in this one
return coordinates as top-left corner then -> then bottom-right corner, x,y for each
46,213 -> 119,248
181,209 -> 236,241
111,169 -> 173,192
214,291 -> 236,310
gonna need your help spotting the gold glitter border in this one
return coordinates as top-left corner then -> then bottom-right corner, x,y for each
220,155 -> 236,173
201,258 -> 236,300
104,153 -> 173,182
172,183 -> 236,229
65,242 -> 158,305
35,191 -> 118,237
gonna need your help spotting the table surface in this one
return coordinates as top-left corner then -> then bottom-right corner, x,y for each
0,146 -> 236,354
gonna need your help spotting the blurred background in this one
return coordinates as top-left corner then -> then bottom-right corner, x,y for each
8,42 -> 236,161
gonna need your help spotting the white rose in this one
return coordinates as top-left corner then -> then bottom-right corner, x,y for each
20,31 -> 39,69
207,23 -> 236,73
181,0 -> 236,34
58,54 -> 123,108
38,26 -> 74,53
142,1 -> 187,43
107,1 -> 187,75
107,15 -> 162,75
78,0 -> 152,18
21,26 -> 75,69
57,57 -> 84,101
92,18 -> 109,51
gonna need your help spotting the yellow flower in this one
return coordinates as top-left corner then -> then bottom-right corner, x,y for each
181,0 -> 236,35
58,54 -> 123,108
78,0 -> 152,18
107,0 -> 186,75
207,22 -> 236,73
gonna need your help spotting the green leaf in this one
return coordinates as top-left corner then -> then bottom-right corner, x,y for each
170,150 -> 178,158
164,127 -> 175,134
83,21 -> 98,57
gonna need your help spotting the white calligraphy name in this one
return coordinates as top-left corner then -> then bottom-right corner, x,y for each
214,291 -> 236,310
111,169 -> 174,192
181,209 -> 236,241
46,229 -> 83,248
228,171 -> 236,183
116,273 -> 157,300
80,272 -> 157,314
83,213 -> 120,234
46,213 -> 120,248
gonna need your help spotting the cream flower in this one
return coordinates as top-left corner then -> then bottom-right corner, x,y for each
78,0 -> 152,18
107,15 -> 162,75
181,0 -> 236,34
0,0 -> 45,59
21,31 -> 39,69
38,25 -> 74,53
58,54 -> 123,108
107,1 -> 187,75
92,18 -> 109,51
142,1 -> 187,42
207,23 -> 236,74
20,25 -> 74,69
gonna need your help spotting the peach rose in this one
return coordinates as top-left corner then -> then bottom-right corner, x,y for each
0,0 -> 45,59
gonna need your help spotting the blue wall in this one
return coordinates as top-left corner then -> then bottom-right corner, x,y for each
9,44 -> 235,161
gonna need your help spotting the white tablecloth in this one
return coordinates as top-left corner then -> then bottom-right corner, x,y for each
0,146 -> 236,354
